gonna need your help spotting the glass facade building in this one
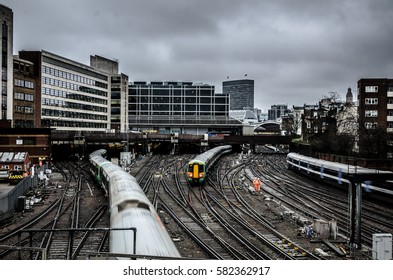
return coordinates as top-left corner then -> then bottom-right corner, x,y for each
90,55 -> 128,132
222,79 -> 254,110
0,4 -> 13,121
129,81 -> 240,134
19,50 -> 110,132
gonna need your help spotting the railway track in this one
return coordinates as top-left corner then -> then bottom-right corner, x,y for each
0,160 -> 109,260
2,151 -> 392,260
248,153 -> 393,257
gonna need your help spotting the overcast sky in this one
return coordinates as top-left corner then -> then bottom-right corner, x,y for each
3,0 -> 393,111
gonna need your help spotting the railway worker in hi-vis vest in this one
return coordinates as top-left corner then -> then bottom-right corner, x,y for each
253,178 -> 261,192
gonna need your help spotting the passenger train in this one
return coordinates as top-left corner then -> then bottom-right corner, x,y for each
187,145 -> 232,185
286,152 -> 393,197
89,149 -> 181,259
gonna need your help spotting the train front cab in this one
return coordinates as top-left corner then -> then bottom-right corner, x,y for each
187,161 -> 205,185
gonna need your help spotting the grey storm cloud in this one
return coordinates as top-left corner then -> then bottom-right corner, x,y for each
3,0 -> 393,111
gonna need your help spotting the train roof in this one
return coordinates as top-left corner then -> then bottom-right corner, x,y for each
193,145 -> 232,163
287,152 -> 393,178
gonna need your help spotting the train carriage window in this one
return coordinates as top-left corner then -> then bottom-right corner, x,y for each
118,200 -> 150,212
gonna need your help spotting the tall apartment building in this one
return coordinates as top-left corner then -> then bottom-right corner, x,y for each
222,79 -> 254,110
357,79 -> 392,130
19,50 -> 110,132
13,56 -> 38,128
90,55 -> 128,132
357,78 -> 393,157
268,104 -> 290,121
129,81 -> 240,134
0,4 -> 13,122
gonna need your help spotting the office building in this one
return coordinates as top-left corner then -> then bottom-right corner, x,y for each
13,56 -> 38,128
222,79 -> 254,110
0,4 -> 13,122
90,55 -> 128,132
19,50 -> 110,132
268,104 -> 290,121
129,81 -> 240,134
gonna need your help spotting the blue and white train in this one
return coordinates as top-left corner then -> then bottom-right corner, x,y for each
286,152 -> 393,197
89,149 -> 181,259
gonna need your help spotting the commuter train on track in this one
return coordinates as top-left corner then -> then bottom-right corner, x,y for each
89,149 -> 181,259
286,152 -> 393,198
187,145 -> 232,185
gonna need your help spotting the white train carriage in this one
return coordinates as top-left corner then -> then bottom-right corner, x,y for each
89,149 -> 180,258
287,152 -> 393,196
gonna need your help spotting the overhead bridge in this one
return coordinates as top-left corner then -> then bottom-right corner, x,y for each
51,131 -> 291,156
223,135 -> 291,145
52,132 -> 291,146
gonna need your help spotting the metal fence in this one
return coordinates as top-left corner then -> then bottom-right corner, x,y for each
0,175 -> 37,222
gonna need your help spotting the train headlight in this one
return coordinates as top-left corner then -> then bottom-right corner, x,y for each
187,172 -> 193,178
199,172 -> 204,178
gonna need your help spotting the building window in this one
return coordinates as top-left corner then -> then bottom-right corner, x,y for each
365,98 -> 378,105
15,105 -> 24,113
365,110 -> 378,117
25,107 -> 34,114
365,122 -> 378,129
15,92 -> 24,100
25,94 -> 34,101
14,79 -> 34,89
365,86 -> 378,93
2,67 -> 6,80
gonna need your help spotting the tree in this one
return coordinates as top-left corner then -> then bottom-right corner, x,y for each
358,126 -> 388,159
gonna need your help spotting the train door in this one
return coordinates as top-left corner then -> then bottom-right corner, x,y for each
193,164 -> 199,179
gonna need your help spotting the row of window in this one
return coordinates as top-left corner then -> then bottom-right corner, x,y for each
129,96 -> 228,104
14,120 -> 34,128
15,105 -> 34,114
42,98 -> 107,113
131,88 -> 215,97
0,165 -> 23,171
129,111 -> 228,116
41,108 -> 107,121
15,92 -> 34,102
42,76 -> 108,97
365,86 -> 393,93
14,79 -> 34,89
41,119 -> 107,129
42,87 -> 107,105
365,110 -> 378,117
42,65 -> 108,89
365,122 -> 378,129
2,67 -> 7,80
129,104 -> 228,112
365,98 -> 378,105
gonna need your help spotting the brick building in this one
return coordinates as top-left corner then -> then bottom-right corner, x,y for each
0,128 -> 51,164
13,56 -> 39,128
357,78 -> 393,157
